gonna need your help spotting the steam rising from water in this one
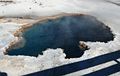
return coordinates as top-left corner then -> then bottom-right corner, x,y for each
8,15 -> 114,58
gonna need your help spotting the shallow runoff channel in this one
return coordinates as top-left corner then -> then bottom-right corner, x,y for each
7,15 -> 114,58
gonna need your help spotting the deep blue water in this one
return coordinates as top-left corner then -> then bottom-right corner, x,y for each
8,15 -> 114,58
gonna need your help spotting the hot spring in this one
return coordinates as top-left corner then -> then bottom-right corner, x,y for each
7,15 -> 114,58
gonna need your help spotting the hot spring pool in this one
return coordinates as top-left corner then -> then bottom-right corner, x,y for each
8,15 -> 114,58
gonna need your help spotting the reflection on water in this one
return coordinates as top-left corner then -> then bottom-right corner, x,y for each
8,15 -> 114,58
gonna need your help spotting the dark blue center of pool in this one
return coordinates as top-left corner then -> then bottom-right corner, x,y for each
8,15 -> 114,58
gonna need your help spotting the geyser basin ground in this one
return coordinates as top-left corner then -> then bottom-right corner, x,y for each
7,15 -> 114,58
